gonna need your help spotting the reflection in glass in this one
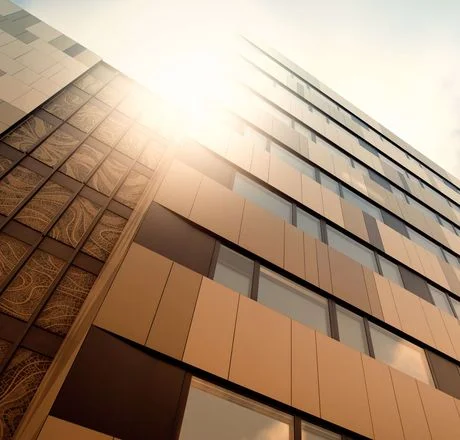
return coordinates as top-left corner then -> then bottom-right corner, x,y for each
428,285 -> 454,316
320,172 -> 340,196
302,421 -> 340,440
296,208 -> 321,240
337,305 -> 369,354
179,378 -> 293,440
379,256 -> 403,287
213,245 -> 254,296
369,323 -> 433,385
258,268 -> 330,335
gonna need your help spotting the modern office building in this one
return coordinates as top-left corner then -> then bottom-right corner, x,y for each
1,0 -> 460,439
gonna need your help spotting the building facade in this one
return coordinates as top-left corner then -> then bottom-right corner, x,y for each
1,0 -> 460,439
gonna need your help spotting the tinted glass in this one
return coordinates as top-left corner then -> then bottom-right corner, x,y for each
369,169 -> 391,191
258,268 -> 330,335
369,323 -> 433,385
326,226 -> 377,271
379,256 -> 403,286
337,305 -> 369,354
342,187 -> 382,221
358,138 -> 379,156
179,378 -> 293,440
213,245 -> 254,296
296,208 -> 321,240
320,172 -> 340,195
429,285 -> 454,316
233,173 -> 292,222
271,143 -> 316,179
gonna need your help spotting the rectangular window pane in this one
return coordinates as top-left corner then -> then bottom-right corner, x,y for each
258,267 -> 330,335
337,305 -> 369,355
326,226 -> 377,271
358,138 -> 379,156
429,285 -> 454,316
443,249 -> 460,268
369,323 -> 433,385
271,143 -> 316,179
369,169 -> 391,191
179,378 -> 293,440
213,245 -> 254,296
296,208 -> 321,240
320,172 -> 340,195
450,296 -> 460,318
301,421 -> 340,440
378,256 -> 403,287
233,173 -> 292,222
342,187 -> 382,221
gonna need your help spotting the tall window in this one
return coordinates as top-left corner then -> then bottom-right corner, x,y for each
336,305 -> 369,355
296,208 -> 322,240
378,256 -> 403,287
302,421 -> 340,440
429,285 -> 454,316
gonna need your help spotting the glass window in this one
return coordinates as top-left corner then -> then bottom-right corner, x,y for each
342,187 -> 382,221
271,143 -> 316,179
408,228 -> 445,260
443,249 -> 460,268
358,138 -> 379,156
450,296 -> 460,318
258,267 -> 330,335
320,172 -> 340,195
337,305 -> 369,354
326,226 -> 377,271
390,184 -> 407,201
296,208 -> 321,240
302,421 -> 340,440
369,169 -> 391,191
213,245 -> 254,296
351,114 -> 369,131
352,159 -> 369,176
233,173 -> 292,222
429,285 -> 454,316
379,256 -> 403,287
179,378 -> 293,440
369,323 -> 433,385
438,216 -> 455,234
317,137 -> 351,165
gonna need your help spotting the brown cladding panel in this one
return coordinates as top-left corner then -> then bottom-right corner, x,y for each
374,274 -> 402,329
284,223 -> 305,279
38,416 -> 111,439
427,351 -> 460,399
304,234 -> 319,286
362,267 -> 384,320
340,199 -> 369,243
51,327 -> 187,440
135,203 -> 216,276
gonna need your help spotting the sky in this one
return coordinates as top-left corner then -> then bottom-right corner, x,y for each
14,0 -> 460,178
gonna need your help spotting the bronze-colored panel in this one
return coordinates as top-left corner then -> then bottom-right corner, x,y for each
94,243 -> 172,344
88,152 -> 130,197
440,260 -> 460,296
304,234 -> 319,286
38,416 -> 112,440
291,321 -> 319,416
68,99 -> 109,134
316,332 -> 373,438
229,296 -> 291,404
183,278 -> 239,378
154,160 -> 202,218
377,222 -> 411,267
268,156 -> 302,201
362,267 -> 384,320
0,233 -> 30,285
114,170 -> 149,209
301,175 -> 323,216
329,248 -> 371,313
373,274 -> 402,329
91,111 -> 130,147
238,202 -> 284,268
441,313 -> 460,360
316,240 -> 332,292
44,86 -> 89,120
390,368 -> 431,440
417,380 -> 460,439
189,176 -> 244,243
146,263 -> 202,359
341,199 -> 369,242
362,355 -> 404,440
321,187 -> 344,228
284,223 -> 305,279
401,236 -> 425,275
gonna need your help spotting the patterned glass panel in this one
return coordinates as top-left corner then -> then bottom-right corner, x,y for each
68,100 -> 109,133
115,126 -> 149,158
31,129 -> 80,167
114,170 -> 149,208
0,234 -> 30,285
49,196 -> 100,247
2,116 -> 54,153
92,111 -> 131,146
60,142 -> 108,182
96,84 -> 124,107
36,266 -> 96,336
73,73 -> 104,95
0,250 -> 65,321
0,156 -> 13,175
0,349 -> 51,440
0,340 -> 10,365
88,152 -> 130,196
138,140 -> 164,169
0,166 -> 42,216
43,87 -> 88,120
15,181 -> 73,232
82,210 -> 126,261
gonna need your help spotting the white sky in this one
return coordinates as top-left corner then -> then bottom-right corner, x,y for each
15,0 -> 460,178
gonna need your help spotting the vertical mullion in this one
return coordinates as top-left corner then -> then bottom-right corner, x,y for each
363,318 -> 375,358
208,241 -> 221,278
328,300 -> 339,340
293,415 -> 302,440
250,262 -> 260,301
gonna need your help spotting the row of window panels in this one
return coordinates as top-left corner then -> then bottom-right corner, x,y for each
231,172 -> 460,316
236,119 -> 460,265
238,37 -> 460,200
212,242 -> 460,399
242,81 -> 460,233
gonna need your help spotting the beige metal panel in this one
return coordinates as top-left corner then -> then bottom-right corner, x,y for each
420,300 -> 456,359
362,267 -> 384,320
389,369 -> 431,440
401,236 -> 425,275
291,321 -> 320,416
321,187 -> 344,228
154,160 -> 202,218
373,274 -> 402,329
419,248 -> 450,290
348,167 -> 369,196
145,263 -> 202,359
189,176 -> 245,243
238,201 -> 285,267
95,243 -> 172,344
340,198 -> 369,243
284,223 -> 305,279
183,278 -> 239,378
390,283 -> 435,347
226,133 -> 252,171
443,227 -> 460,256
417,380 -> 460,440
38,416 -> 111,440
316,332 -> 373,438
229,296 -> 291,404
332,154 -> 352,185
250,147 -> 270,182
362,355 -> 404,440
301,175 -> 324,216
304,234 -> 319,286
363,176 -> 387,206
377,222 -> 411,267
309,142 -> 334,174
440,260 -> 460,297
268,155 -> 302,202
441,313 -> 460,360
